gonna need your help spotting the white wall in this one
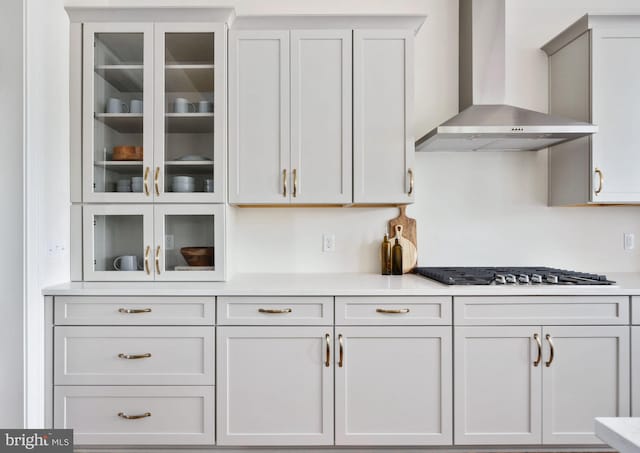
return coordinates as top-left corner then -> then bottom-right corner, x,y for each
0,0 -> 25,428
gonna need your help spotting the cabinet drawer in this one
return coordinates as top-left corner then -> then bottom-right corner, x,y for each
54,326 -> 214,385
633,297 -> 640,325
54,386 -> 214,445
335,297 -> 451,325
217,296 -> 333,325
54,296 -> 215,325
455,296 -> 629,325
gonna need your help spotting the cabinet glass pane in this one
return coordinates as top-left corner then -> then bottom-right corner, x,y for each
93,33 -> 145,193
93,215 -> 144,272
164,214 -> 215,272
164,33 -> 215,194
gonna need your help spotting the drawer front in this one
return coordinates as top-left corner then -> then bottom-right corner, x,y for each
217,296 -> 333,325
335,296 -> 452,325
54,296 -> 215,325
633,297 -> 640,325
55,326 -> 214,385
455,296 -> 629,325
54,386 -> 214,445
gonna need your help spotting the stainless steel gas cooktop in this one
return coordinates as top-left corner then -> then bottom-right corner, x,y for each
413,267 -> 616,286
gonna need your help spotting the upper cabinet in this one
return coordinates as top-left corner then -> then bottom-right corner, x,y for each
228,18 -> 422,205
81,19 -> 226,203
543,15 -> 640,205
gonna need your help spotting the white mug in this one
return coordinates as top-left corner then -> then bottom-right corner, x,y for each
174,98 -> 195,113
106,98 -> 129,114
197,100 -> 213,113
130,99 -> 143,114
113,255 -> 138,271
131,176 -> 143,193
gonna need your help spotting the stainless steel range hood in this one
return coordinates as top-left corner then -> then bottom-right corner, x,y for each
416,0 -> 597,152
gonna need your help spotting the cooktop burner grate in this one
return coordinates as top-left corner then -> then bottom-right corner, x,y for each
413,267 -> 615,286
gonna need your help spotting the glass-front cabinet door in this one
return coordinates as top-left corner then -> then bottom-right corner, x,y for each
83,205 -> 154,281
83,23 -> 154,203
154,24 -> 225,202
153,205 -> 225,281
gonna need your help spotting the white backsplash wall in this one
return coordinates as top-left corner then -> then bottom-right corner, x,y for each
58,0 -> 640,276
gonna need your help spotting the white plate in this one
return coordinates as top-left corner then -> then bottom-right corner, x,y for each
177,155 -> 212,161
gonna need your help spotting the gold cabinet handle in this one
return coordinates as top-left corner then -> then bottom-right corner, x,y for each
144,245 -> 151,275
408,168 -> 414,195
154,166 -> 160,196
338,334 -> 344,368
533,333 -> 542,367
118,353 -> 152,360
594,167 -> 603,195
258,308 -> 292,314
282,169 -> 287,197
118,412 -> 151,420
376,308 -> 410,314
143,166 -> 150,196
155,245 -> 161,275
325,333 -> 331,367
118,308 -> 151,314
293,168 -> 298,198
545,334 -> 555,367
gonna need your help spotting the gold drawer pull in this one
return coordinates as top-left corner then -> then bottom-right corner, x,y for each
325,333 -> 331,367
258,308 -> 292,314
533,333 -> 542,367
144,245 -> 151,275
338,334 -> 344,368
408,168 -> 414,195
376,308 -> 410,314
545,334 -> 555,367
118,412 -> 151,420
118,353 -> 152,360
282,169 -> 288,197
594,167 -> 604,195
154,166 -> 160,196
118,308 -> 152,314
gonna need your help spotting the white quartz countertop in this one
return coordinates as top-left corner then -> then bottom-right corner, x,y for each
595,418 -> 640,453
42,272 -> 640,296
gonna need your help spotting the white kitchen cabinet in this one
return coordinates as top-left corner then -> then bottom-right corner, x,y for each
82,22 -> 226,203
454,326 -> 542,445
353,29 -> 414,204
216,326 -> 333,445
229,29 -> 351,205
632,326 -> 640,416
335,326 -> 452,445
544,16 -> 640,204
83,204 -> 225,281
542,326 -> 630,444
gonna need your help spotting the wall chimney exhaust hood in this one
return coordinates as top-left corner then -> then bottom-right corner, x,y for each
416,0 -> 597,152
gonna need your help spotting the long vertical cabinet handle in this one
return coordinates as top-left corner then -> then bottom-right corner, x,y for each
155,245 -> 161,275
292,169 -> 298,198
144,245 -> 151,275
325,333 -> 331,367
594,168 -> 604,195
545,334 -> 554,367
282,169 -> 288,197
533,333 -> 542,367
338,334 -> 344,368
154,167 -> 161,196
408,168 -> 414,195
143,166 -> 150,196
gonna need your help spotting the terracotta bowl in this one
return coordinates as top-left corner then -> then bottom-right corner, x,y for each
113,145 -> 143,161
180,247 -> 214,267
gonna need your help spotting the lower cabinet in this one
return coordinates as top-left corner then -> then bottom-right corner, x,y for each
633,326 -> 640,416
216,326 -> 334,445
54,386 -> 215,445
455,325 -> 630,445
335,326 -> 452,445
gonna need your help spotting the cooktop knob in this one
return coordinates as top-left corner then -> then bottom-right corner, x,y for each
531,274 -> 543,284
506,274 -> 517,284
546,275 -> 559,284
495,274 -> 507,285
518,274 -> 530,284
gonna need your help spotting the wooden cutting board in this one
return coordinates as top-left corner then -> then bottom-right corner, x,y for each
390,224 -> 417,273
388,206 -> 417,250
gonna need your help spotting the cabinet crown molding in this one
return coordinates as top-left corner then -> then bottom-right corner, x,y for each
65,7 -> 236,25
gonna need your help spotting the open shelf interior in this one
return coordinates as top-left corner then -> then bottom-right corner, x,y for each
95,113 -> 143,133
95,65 -> 143,92
166,65 -> 214,92
163,214 -> 215,271
165,113 -> 214,133
95,33 -> 144,66
165,33 -> 214,65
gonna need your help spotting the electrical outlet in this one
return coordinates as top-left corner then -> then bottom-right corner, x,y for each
165,234 -> 175,250
624,233 -> 635,250
47,241 -> 67,257
322,233 -> 336,253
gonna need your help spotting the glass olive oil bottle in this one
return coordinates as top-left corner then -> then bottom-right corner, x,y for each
380,234 -> 391,275
391,238 -> 403,275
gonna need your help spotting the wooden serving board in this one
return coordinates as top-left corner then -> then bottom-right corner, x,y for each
388,206 -> 417,249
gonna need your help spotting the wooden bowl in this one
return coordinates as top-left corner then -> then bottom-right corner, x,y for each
113,145 -> 143,161
180,247 -> 214,267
